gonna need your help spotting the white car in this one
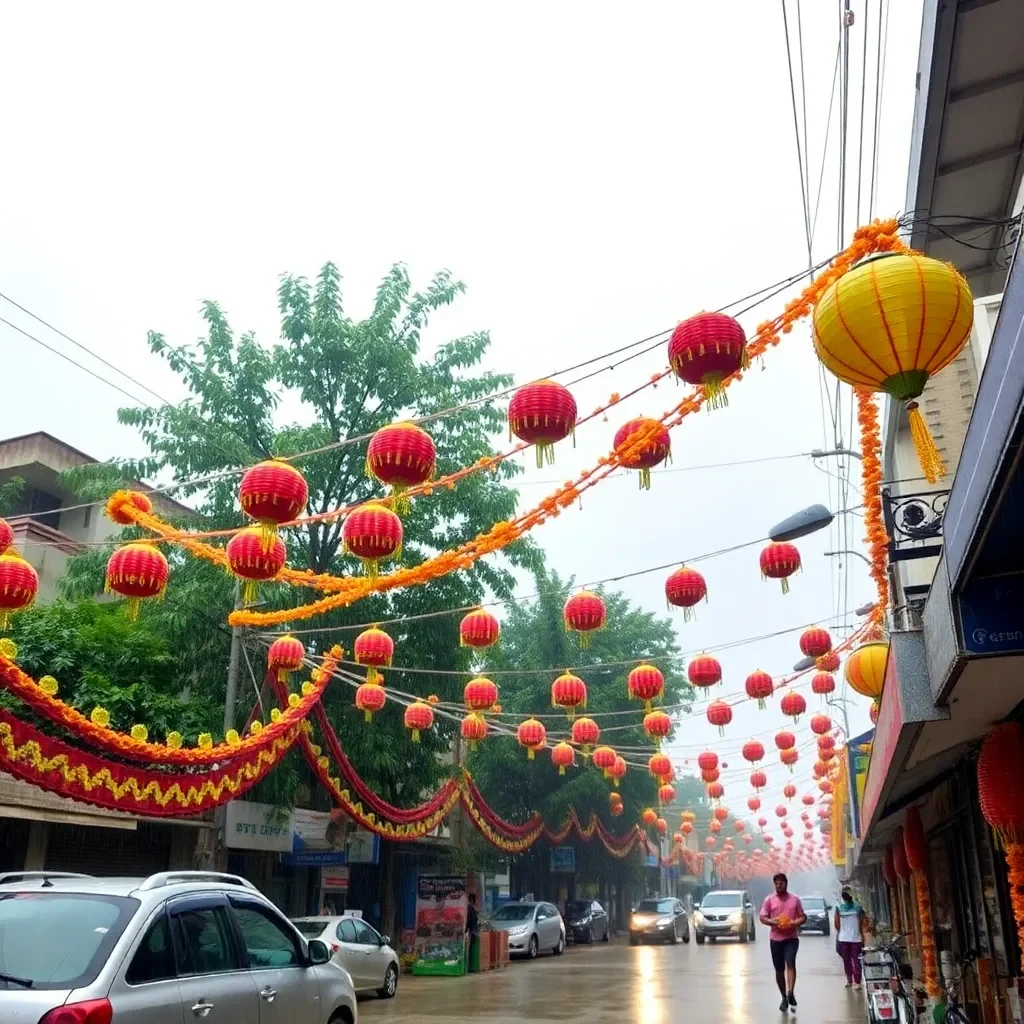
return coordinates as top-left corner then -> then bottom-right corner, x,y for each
293,915 -> 400,998
490,901 -> 566,959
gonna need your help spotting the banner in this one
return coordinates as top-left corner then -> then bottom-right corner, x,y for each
412,876 -> 467,976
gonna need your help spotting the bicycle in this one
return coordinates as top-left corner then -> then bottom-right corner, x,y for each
861,934 -> 919,1023
941,950 -> 977,1024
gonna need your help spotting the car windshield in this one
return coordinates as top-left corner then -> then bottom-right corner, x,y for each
292,919 -> 329,938
637,899 -> 674,914
803,898 -> 827,910
490,904 -> 536,922
701,893 -> 742,908
0,892 -> 138,989
566,901 -> 592,915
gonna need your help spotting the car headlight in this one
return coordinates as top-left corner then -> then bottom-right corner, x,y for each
729,912 -> 745,925
508,926 -> 528,936
656,917 -> 673,926
693,911 -> 704,924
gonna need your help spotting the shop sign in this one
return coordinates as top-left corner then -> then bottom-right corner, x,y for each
860,657 -> 905,830
958,573 -> 1024,656
411,876 -> 467,977
225,801 -> 294,852
846,728 -> 874,839
320,866 -> 349,891
283,808 -> 348,866
645,854 -> 659,868
549,846 -> 575,873
347,828 -> 380,865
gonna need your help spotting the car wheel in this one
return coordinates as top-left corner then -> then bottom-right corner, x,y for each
670,924 -> 679,945
695,932 -> 705,945
749,925 -> 756,942
528,935 -> 539,959
602,924 -> 610,942
682,926 -> 690,944
377,963 -> 398,999
554,934 -> 565,956
585,926 -> 594,945
629,933 -> 639,947
823,924 -> 830,937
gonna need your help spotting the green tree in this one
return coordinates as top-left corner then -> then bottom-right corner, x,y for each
467,571 -> 692,899
59,261 -> 544,816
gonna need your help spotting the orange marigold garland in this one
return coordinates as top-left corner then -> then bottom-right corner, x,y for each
613,417 -> 671,490
856,390 -> 891,628
904,806 -> 940,999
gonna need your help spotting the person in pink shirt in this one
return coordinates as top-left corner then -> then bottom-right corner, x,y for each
759,872 -> 807,1013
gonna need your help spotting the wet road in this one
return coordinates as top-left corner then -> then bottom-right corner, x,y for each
363,927 -> 868,1023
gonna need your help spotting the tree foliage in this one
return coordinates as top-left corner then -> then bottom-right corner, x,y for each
60,263 -> 543,805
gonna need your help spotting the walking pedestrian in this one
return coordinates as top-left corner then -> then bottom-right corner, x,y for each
834,888 -> 866,987
759,872 -> 807,1013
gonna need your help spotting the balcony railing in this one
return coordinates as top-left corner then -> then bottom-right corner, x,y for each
881,488 -> 950,562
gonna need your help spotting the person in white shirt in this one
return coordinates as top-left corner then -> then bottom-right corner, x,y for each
833,888 -> 866,986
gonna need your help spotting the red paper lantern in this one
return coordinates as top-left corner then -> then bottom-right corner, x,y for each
366,421 -> 436,495
226,527 -> 287,605
784,783 -> 796,800
355,681 -> 386,722
610,799 -> 624,817
870,699 -> 880,725
643,709 -> 672,747
656,818 -> 669,836
571,717 -> 600,752
673,831 -> 685,846
608,755 -> 628,787
464,676 -> 499,713
239,459 -> 309,547
810,713 -> 832,736
508,380 -> 578,467
564,591 -> 606,647
799,627 -> 833,659
702,768 -> 720,784
811,672 -> 836,699
665,565 -> 707,621
354,627 -> 394,685
613,417 -> 671,490
758,817 -> 768,828
707,782 -> 724,801
977,722 -> 1024,840
461,712 -> 488,750
759,542 -> 801,594
649,752 -> 673,779
813,759 -> 830,779
551,671 -> 587,718
775,805 -> 787,818
742,740 -> 765,764
267,634 -> 305,682
659,784 -> 676,805
517,718 -> 547,760
106,490 -> 153,526
627,663 -> 664,710
642,807 -> 658,827
713,806 -> 729,822
705,836 -> 717,848
681,821 -> 693,835
750,770 -> 767,791
551,741 -> 576,776
710,819 -> 722,833
775,729 -> 796,751
592,745 -> 617,778
697,751 -> 719,773
748,796 -> 761,811
104,542 -> 168,620
734,819 -> 746,833
707,699 -> 732,735
780,747 -> 799,771
780,691 -> 806,722
818,779 -> 834,795
342,503 -> 403,576
459,608 -> 501,648
404,701 -> 435,743
668,311 -> 747,408
688,653 -> 722,690
745,669 -> 774,709
817,651 -> 841,673
803,794 -> 815,806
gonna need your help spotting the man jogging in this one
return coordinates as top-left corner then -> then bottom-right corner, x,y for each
760,872 -> 806,1012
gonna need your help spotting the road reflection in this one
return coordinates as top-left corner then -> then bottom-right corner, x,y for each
633,945 -> 663,1024
722,942 -> 747,1022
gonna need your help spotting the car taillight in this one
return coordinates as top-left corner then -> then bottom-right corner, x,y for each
37,999 -> 113,1024
331,942 -> 340,953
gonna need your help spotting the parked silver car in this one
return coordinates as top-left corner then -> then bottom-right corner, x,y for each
0,870 -> 358,1024
490,901 -> 565,958
693,889 -> 757,944
293,915 -> 399,998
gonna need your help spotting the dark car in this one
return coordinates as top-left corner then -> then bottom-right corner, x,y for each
629,897 -> 689,945
800,895 -> 831,935
565,899 -> 609,944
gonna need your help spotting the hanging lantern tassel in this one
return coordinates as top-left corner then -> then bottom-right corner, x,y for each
906,402 -> 945,484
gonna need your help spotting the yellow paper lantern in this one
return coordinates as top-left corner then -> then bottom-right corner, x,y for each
844,641 -> 889,699
812,253 -> 973,482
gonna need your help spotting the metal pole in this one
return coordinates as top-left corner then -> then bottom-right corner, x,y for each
223,582 -> 243,735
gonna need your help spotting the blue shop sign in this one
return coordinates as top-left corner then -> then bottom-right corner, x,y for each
283,849 -> 348,867
958,573 -> 1024,656
550,846 -> 576,873
645,854 -> 659,868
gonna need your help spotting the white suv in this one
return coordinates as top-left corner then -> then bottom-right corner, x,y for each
0,870 -> 358,1024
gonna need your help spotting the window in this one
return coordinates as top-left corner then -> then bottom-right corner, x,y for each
338,919 -> 358,943
489,904 -> 535,922
700,893 -> 742,909
351,920 -> 377,945
536,906 -> 551,920
637,899 -> 676,914
127,913 -> 176,985
172,907 -> 238,976
232,905 -> 302,969
0,893 -> 138,990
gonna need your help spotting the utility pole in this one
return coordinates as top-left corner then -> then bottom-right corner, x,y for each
223,582 -> 243,735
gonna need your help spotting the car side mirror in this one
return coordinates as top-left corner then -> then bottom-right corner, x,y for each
380,935 -> 391,947
308,939 -> 332,966
693,903 -> 700,910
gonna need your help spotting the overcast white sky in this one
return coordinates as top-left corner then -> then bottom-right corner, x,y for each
0,1 -> 923,827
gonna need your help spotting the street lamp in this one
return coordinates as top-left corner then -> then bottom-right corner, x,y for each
824,549 -> 872,567
810,447 -> 863,461
769,503 -> 834,542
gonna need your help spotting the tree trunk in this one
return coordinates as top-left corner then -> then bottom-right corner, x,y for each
379,841 -> 397,940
